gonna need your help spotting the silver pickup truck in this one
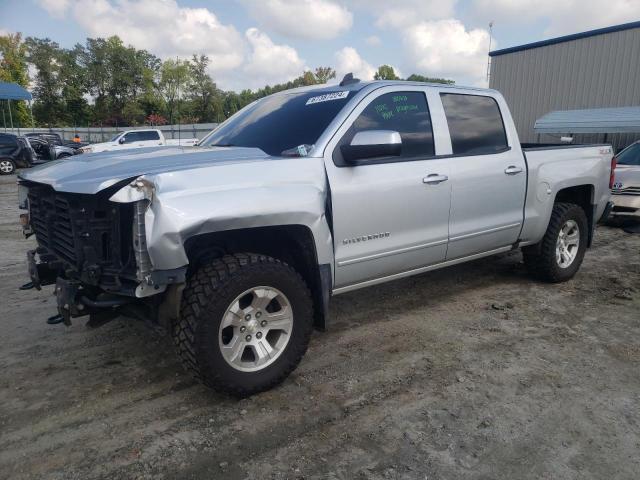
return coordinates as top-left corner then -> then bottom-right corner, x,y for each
18,78 -> 614,396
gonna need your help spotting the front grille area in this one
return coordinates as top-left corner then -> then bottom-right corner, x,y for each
26,183 -> 136,287
29,192 -> 77,264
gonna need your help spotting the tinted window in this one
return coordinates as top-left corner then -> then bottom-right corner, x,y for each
440,93 -> 508,155
122,132 -> 141,143
0,134 -> 18,147
138,130 -> 160,141
617,142 -> 640,165
201,90 -> 354,156
342,91 -> 434,159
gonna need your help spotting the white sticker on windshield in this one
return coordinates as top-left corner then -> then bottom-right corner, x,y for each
305,91 -> 349,105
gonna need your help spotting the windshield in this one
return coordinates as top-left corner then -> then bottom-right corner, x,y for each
110,133 -> 122,142
617,142 -> 640,165
201,90 -> 354,156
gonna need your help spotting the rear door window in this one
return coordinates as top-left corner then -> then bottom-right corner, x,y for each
440,93 -> 508,155
339,91 -> 435,161
139,131 -> 160,141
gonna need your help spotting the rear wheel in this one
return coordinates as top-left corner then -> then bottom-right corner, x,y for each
0,158 -> 16,175
174,253 -> 313,396
523,202 -> 588,283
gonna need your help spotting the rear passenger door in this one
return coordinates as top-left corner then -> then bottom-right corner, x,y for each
439,93 -> 526,260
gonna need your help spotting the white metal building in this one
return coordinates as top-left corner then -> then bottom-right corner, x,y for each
489,21 -> 640,151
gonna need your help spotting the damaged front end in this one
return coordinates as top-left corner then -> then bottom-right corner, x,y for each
19,178 -> 185,327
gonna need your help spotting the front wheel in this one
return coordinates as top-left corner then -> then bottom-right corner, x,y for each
0,158 -> 16,175
523,202 -> 588,283
174,253 -> 314,396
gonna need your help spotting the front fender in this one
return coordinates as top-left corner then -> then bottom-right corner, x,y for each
116,158 -> 334,274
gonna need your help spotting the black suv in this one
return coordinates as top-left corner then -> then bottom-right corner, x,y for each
0,133 -> 55,175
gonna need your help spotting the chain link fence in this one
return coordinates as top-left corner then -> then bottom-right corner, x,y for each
1,123 -> 218,143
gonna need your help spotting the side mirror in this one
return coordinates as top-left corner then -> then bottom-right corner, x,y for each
341,130 -> 402,163
118,137 -> 126,144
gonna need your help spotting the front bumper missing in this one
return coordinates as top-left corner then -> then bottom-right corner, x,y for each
26,249 -> 58,290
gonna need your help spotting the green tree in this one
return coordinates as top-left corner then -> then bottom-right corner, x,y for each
25,37 -> 64,125
0,32 -> 31,126
313,66 -> 336,84
78,37 -> 110,122
188,54 -> 218,122
58,46 -> 89,126
374,65 -> 400,80
406,73 -> 454,85
158,58 -> 190,124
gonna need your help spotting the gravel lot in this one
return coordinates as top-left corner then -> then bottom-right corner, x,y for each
1,173 -> 639,480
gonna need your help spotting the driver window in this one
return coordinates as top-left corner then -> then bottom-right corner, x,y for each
122,132 -> 139,143
340,91 -> 435,161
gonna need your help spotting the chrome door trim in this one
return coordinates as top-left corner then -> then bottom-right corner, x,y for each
333,246 -> 513,295
448,222 -> 521,243
337,238 -> 448,267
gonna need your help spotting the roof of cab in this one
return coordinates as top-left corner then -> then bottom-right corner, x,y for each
277,79 -> 498,96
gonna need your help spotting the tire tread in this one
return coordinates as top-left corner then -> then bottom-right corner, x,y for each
173,253 -> 313,396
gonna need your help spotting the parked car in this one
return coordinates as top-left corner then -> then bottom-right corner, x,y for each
78,129 -> 198,154
27,136 -> 78,160
610,140 -> 640,220
17,78 -> 614,396
0,133 -> 49,174
25,132 -> 89,150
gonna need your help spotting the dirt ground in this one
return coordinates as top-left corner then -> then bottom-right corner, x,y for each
0,173 -> 639,480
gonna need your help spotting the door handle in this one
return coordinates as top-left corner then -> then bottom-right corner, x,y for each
423,174 -> 449,185
504,165 -> 523,175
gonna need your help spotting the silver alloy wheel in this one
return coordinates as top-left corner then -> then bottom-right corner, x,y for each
218,286 -> 293,372
0,160 -> 14,174
556,219 -> 580,268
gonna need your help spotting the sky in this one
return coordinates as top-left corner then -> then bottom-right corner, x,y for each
1,0 -> 639,91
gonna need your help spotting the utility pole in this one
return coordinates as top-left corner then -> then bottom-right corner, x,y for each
486,21 -> 494,86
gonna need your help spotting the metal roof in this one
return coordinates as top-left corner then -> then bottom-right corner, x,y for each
490,20 -> 640,57
0,82 -> 32,101
534,106 -> 640,134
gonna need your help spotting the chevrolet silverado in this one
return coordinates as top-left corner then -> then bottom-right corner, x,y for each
18,77 -> 614,396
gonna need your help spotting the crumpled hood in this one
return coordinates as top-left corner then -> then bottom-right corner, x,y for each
18,146 -> 271,194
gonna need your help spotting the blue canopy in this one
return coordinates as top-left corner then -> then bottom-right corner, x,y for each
0,82 -> 32,101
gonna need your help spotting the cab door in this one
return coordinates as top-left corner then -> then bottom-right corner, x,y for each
438,92 -> 526,259
324,87 -> 452,290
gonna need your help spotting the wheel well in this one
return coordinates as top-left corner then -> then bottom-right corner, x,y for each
184,225 -> 330,330
554,184 -> 595,245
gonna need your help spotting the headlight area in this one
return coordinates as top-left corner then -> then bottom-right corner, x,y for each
110,177 -> 186,299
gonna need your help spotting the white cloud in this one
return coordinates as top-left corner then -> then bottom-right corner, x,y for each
33,0 -> 313,91
38,0 -> 70,18
239,0 -> 353,40
472,0 -> 640,37
242,28 -> 306,88
335,47 -> 376,81
37,0 -> 245,74
347,0 -> 456,27
402,19 -> 491,86
364,35 -> 381,46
